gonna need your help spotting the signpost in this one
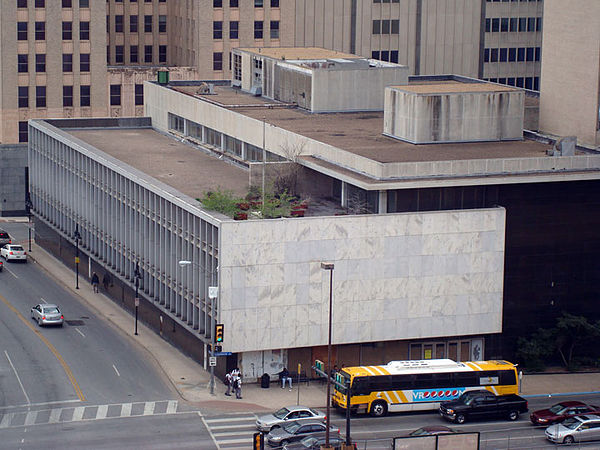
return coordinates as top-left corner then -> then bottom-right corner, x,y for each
209,356 -> 217,367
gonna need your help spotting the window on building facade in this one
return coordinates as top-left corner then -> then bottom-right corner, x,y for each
18,86 -> 29,108
63,53 -> 73,72
35,0 -> 44,7
510,17 -> 518,32
270,21 -> 279,39
110,84 -> 121,106
518,17 -> 527,32
130,15 -> 138,32
79,0 -> 89,7
255,0 -> 263,7
213,52 -> 223,71
80,53 -> 90,71
390,50 -> 398,63
62,0 -> 72,7
144,15 -> 152,32
230,0 -> 238,6
230,21 -> 238,39
214,0 -> 222,6
80,21 -> 90,40
271,0 -> 279,6
254,21 -> 263,39
63,85 -> 73,107
372,51 -> 379,60
80,85 -> 90,107
19,122 -> 28,143
36,86 -> 46,108
17,22 -> 27,40
115,15 -> 124,32
159,45 -> 167,63
159,15 -> 167,33
527,17 -> 535,32
35,22 -> 45,40
508,47 -> 516,61
35,54 -> 46,72
17,0 -> 27,8
130,45 -> 138,63
145,45 -> 152,62
213,21 -> 222,39
517,47 -> 525,61
63,22 -> 72,40
372,20 -> 380,34
490,48 -> 498,62
107,45 -> 110,64
115,45 -> 124,63
233,53 -> 242,81
381,19 -> 390,34
18,54 -> 28,73
499,48 -> 507,62
135,84 -> 144,105
391,20 -> 399,34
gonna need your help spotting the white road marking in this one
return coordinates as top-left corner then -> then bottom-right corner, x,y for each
112,364 -> 120,377
0,399 -> 81,411
0,413 -> 14,428
143,402 -> 155,416
23,411 -> 38,426
166,400 -> 177,414
96,404 -> 108,420
204,415 -> 256,423
71,406 -> 85,421
6,267 -> 18,278
210,423 -> 258,430
121,403 -> 132,417
48,409 -> 61,424
75,328 -> 85,337
200,412 -> 222,450
40,298 -> 47,304
4,351 -> 30,405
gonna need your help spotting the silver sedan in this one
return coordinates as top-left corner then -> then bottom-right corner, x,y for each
31,303 -> 64,327
256,405 -> 327,432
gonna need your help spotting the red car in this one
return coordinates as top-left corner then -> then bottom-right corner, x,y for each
530,401 -> 600,425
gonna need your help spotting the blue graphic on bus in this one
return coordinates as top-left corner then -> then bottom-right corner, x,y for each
412,388 -> 465,402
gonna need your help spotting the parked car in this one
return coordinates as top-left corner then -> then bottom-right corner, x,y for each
256,405 -> 326,432
406,426 -> 457,437
30,303 -> 64,327
439,390 -> 528,424
0,260 -> 3,272
0,229 -> 12,246
545,414 -> 600,445
531,401 -> 600,426
1,244 -> 27,262
267,420 -> 339,447
282,433 -> 348,450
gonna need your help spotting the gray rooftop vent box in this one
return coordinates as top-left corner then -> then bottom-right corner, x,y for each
547,136 -> 576,156
250,85 -> 262,96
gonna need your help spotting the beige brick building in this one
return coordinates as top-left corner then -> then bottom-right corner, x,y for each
1,0 -> 545,144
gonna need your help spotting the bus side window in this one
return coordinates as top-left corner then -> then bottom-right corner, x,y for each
372,375 -> 392,392
433,373 -> 453,388
455,372 -> 478,387
391,375 -> 413,390
500,370 -> 517,385
352,377 -> 369,395
414,374 -> 433,389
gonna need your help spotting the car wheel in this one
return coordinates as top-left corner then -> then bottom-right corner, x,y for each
508,410 -> 519,421
563,435 -> 574,445
370,400 -> 388,417
455,414 -> 466,424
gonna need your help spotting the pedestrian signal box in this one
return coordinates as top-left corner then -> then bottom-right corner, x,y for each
253,432 -> 264,450
214,323 -> 224,343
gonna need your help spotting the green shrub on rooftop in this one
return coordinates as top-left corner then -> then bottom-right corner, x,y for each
199,189 -> 242,217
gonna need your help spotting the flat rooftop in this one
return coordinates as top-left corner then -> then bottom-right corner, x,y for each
393,82 -> 520,94
235,47 -> 360,61
68,128 -> 249,200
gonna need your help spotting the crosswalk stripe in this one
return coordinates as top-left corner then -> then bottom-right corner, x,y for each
96,404 -> 108,420
48,408 -> 61,423
24,411 -> 38,426
143,402 -> 155,416
166,400 -> 177,414
121,403 -> 132,417
210,424 -> 257,430
72,406 -> 85,421
204,416 -> 256,423
0,413 -> 14,428
218,438 -> 254,445
213,431 -> 256,438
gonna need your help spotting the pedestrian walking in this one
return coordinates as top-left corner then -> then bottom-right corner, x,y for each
91,272 -> 99,293
224,372 -> 232,396
234,375 -> 242,399
279,367 -> 293,390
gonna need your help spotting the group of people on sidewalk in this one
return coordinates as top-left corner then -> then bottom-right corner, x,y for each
224,368 -> 242,399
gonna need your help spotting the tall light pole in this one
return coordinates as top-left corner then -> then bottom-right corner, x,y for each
179,259 -> 218,396
320,261 -> 334,447
25,199 -> 33,252
134,262 -> 141,336
73,225 -> 81,289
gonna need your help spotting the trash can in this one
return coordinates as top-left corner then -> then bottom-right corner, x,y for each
261,373 -> 270,389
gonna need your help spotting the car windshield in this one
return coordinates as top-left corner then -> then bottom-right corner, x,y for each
548,404 -> 568,414
44,307 -> 60,314
300,436 -> 318,447
11,246 -> 24,251
562,418 -> 581,430
283,421 -> 301,433
409,428 -> 428,436
274,407 -> 290,419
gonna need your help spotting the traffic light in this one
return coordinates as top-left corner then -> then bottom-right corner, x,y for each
214,323 -> 224,343
253,432 -> 264,450
314,359 -> 326,378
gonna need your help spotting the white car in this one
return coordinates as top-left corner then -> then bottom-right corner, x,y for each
256,406 -> 327,432
1,244 -> 27,262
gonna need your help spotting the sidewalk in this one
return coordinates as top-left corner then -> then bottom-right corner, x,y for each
20,237 -> 600,413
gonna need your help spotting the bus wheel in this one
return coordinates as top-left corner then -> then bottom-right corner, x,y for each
370,401 -> 388,417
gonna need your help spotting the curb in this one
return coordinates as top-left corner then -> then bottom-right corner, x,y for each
523,391 -> 600,399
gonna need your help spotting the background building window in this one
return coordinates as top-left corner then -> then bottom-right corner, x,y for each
35,0 -> 44,7
270,21 -> 279,39
159,15 -> 167,33
145,46 -> 153,63
18,86 -> 29,108
373,20 -> 380,34
159,45 -> 167,63
213,52 -> 223,71
63,85 -> 73,107
115,45 -> 124,63
130,15 -> 138,32
36,86 -> 46,108
130,45 -> 138,63
271,0 -> 279,6
62,21 -> 72,40
17,0 -> 27,8
80,53 -> 90,71
214,0 -> 222,6
254,21 -> 263,39
135,84 -> 144,105
63,54 -> 73,72
18,54 -> 28,73
80,21 -> 90,40
144,15 -> 152,32
213,21 -> 222,39
17,22 -> 27,40
19,122 -> 28,143
35,54 -> 46,72
115,15 -> 124,33
230,21 -> 238,39
110,84 -> 121,106
62,0 -> 72,7
255,0 -> 263,6
229,0 -> 238,6
35,22 -> 45,40
79,0 -> 88,7
80,85 -> 90,107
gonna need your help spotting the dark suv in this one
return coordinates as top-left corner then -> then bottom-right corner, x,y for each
0,230 -> 11,246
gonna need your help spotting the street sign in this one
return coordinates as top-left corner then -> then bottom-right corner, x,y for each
208,286 -> 218,299
135,297 -> 139,307
214,351 -> 232,356
209,356 -> 217,366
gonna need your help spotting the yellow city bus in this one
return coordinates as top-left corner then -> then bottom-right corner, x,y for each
332,359 -> 519,417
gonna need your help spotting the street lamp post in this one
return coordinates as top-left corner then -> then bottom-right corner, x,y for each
178,259 -> 217,396
320,261 -> 334,447
25,199 -> 33,252
73,226 -> 81,289
134,262 -> 141,336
